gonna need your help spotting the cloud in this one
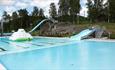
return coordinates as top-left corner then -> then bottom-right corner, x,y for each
80,7 -> 88,17
5,6 -> 16,15
80,0 -> 88,17
31,0 -> 58,16
0,0 -> 88,17
31,0 -> 58,8
15,1 -> 29,9
0,0 -> 15,6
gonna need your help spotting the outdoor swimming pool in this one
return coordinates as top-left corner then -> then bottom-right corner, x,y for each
0,37 -> 115,70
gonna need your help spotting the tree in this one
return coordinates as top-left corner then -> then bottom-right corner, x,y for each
2,11 -> 11,32
2,11 -> 11,21
11,11 -> 18,30
18,9 -> 28,17
87,0 -> 94,22
12,12 -> 18,19
69,0 -> 80,23
39,8 -> 44,17
86,0 -> 107,22
18,9 -> 29,28
58,0 -> 80,22
49,3 -> 57,19
58,0 -> 70,16
109,0 -> 115,22
32,6 -> 39,17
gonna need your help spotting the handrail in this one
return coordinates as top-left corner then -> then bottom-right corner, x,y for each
29,19 -> 54,33
0,47 -> 6,51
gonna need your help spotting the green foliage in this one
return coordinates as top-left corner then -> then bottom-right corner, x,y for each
32,6 -> 39,17
69,0 -> 80,15
18,9 -> 28,17
1,7 -> 46,33
69,0 -> 80,24
58,0 -> 80,23
18,9 -> 29,28
39,8 -> 45,17
110,34 -> 115,39
109,0 -> 115,22
2,11 -> 11,32
58,0 -> 70,16
86,0 -> 108,22
49,3 -> 57,19
11,12 -> 18,30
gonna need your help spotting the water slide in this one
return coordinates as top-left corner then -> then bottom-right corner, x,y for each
29,19 -> 54,33
71,29 -> 95,40
1,19 -> 54,36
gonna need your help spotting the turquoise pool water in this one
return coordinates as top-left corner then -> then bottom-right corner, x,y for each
0,37 -> 115,70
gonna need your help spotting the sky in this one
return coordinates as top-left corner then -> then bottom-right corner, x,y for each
0,0 -> 88,20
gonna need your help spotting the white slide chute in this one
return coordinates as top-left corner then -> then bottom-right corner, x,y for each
71,29 -> 95,40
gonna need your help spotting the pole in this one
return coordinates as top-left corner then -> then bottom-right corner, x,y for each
0,22 -> 1,36
1,21 -> 3,36
108,0 -> 110,23
77,13 -> 79,24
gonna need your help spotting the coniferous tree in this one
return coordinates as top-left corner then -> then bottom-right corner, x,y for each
32,6 -> 39,17
18,9 -> 29,28
58,0 -> 80,22
2,11 -> 11,21
109,0 -> 115,22
39,8 -> 44,17
49,3 -> 57,19
87,0 -> 107,22
69,0 -> 80,23
58,0 -> 70,16
12,12 -> 18,19
11,11 -> 18,30
87,0 -> 94,22
18,9 -> 28,17
2,11 -> 11,32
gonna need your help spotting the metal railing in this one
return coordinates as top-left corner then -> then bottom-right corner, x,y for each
0,17 -> 10,36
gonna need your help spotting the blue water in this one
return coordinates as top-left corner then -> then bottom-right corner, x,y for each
0,37 -> 115,70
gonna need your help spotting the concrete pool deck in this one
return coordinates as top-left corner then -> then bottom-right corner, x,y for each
86,38 -> 115,42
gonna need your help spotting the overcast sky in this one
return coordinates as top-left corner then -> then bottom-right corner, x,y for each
0,0 -> 88,19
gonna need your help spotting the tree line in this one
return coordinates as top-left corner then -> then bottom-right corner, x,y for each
87,0 -> 115,23
2,7 -> 46,32
1,0 -> 115,32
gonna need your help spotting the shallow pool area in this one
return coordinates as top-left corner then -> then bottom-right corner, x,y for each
0,37 -> 115,70
0,37 -> 74,54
